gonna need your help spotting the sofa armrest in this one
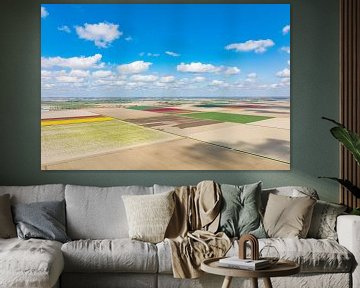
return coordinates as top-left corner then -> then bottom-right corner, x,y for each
337,215 -> 360,288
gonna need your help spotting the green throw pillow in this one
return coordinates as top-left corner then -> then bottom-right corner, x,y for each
218,182 -> 266,238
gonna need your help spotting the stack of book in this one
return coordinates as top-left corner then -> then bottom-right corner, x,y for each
218,257 -> 271,270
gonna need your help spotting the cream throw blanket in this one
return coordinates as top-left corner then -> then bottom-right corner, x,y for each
165,181 -> 231,279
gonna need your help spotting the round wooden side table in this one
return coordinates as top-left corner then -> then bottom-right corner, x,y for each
201,257 -> 300,288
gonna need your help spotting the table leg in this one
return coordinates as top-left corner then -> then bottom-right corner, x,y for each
251,278 -> 258,288
263,277 -> 273,288
221,276 -> 233,288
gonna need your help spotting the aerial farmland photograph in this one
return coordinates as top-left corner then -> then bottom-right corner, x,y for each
41,4 -> 290,170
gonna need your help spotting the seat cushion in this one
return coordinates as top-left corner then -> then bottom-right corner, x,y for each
229,238 -> 354,273
61,239 -> 158,273
0,238 -> 64,288
65,185 -> 153,239
157,238 -> 354,274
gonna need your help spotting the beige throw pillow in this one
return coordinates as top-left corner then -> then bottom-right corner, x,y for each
0,194 -> 16,238
122,191 -> 175,243
263,193 -> 316,238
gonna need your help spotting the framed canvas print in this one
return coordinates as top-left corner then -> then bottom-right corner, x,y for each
41,4 -> 290,170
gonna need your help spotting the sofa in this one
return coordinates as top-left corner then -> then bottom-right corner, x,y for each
0,183 -> 359,288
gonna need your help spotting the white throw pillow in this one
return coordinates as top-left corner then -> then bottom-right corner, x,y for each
122,191 -> 175,243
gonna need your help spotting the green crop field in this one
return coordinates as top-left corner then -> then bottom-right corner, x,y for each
181,112 -> 272,124
41,119 -> 171,163
127,105 -> 159,110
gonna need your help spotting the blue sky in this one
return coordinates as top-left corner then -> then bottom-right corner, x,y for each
41,4 -> 290,98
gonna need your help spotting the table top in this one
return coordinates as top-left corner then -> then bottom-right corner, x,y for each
201,257 -> 300,278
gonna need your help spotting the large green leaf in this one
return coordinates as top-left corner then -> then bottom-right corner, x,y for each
323,117 -> 360,165
319,177 -> 360,198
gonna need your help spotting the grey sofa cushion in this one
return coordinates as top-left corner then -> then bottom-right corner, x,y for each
0,184 -> 65,204
61,239 -> 158,273
0,238 -> 64,288
12,200 -> 70,243
65,185 -> 153,239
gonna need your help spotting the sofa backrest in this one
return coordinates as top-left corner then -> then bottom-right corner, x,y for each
65,184 -> 153,240
0,184 -> 65,204
153,184 -> 176,194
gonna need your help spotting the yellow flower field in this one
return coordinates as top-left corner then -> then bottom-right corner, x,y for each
41,116 -> 113,126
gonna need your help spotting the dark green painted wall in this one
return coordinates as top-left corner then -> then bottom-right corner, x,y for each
0,0 -> 340,202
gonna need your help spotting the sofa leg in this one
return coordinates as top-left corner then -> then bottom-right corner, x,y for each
263,277 -> 273,288
251,278 -> 258,288
221,276 -> 232,288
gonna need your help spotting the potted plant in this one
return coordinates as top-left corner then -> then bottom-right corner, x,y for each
320,117 -> 360,215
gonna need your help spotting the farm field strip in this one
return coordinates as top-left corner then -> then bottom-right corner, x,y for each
41,119 -> 176,163
179,111 -> 273,124
41,116 -> 113,126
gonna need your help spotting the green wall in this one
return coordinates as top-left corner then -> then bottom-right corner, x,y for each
0,0 -> 340,202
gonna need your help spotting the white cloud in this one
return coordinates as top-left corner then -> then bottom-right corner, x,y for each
159,76 -> 175,83
210,80 -> 229,88
117,61 -> 152,74
211,80 -> 224,86
244,73 -> 258,83
165,51 -> 180,57
130,74 -> 158,82
41,54 -> 103,70
281,46 -> 290,54
41,70 -> 52,78
42,83 -> 55,89
114,80 -> 126,86
225,39 -> 275,53
139,52 -> 145,57
70,70 -> 90,77
41,7 -> 49,18
155,82 -> 167,87
125,36 -> 133,41
287,60 -> 290,66
75,22 -> 122,48
276,68 -> 290,78
281,78 -> 290,84
92,70 -> 113,78
126,82 -> 146,89
192,76 -> 206,82
58,25 -> 71,33
56,76 -> 84,83
224,66 -> 240,75
177,62 -> 222,73
282,25 -> 290,35
147,53 -> 160,57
